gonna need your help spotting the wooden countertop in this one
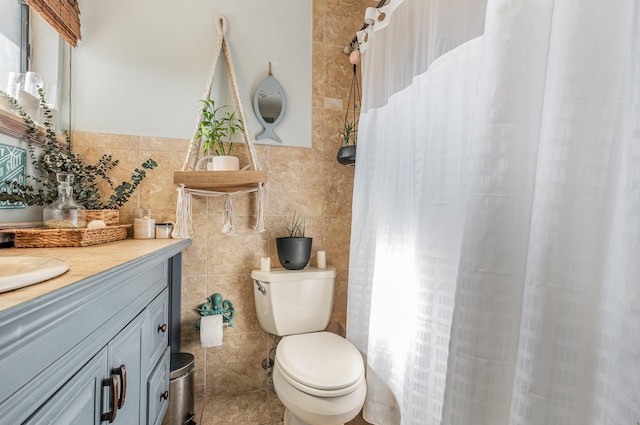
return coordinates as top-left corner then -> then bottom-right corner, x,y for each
0,238 -> 191,312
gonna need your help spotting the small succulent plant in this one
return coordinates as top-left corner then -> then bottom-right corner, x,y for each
286,211 -> 306,238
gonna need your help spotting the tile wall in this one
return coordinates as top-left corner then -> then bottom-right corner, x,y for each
72,0 -> 372,422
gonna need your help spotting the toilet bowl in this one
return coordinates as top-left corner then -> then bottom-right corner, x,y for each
272,332 -> 366,425
250,266 -> 367,424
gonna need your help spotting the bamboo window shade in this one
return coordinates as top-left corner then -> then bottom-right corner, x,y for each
25,0 -> 81,47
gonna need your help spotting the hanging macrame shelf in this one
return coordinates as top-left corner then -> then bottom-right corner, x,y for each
173,170 -> 267,192
172,15 -> 268,238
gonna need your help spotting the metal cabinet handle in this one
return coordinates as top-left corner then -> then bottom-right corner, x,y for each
160,390 -> 169,400
113,365 -> 127,409
101,375 -> 119,423
158,323 -> 167,333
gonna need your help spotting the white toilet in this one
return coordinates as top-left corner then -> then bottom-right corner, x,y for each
251,266 -> 366,425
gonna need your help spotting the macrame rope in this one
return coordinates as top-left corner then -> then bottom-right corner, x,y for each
176,185 -> 267,236
221,195 -> 234,234
255,182 -> 267,232
175,15 -> 267,237
220,28 -> 261,171
182,20 -> 225,172
172,185 -> 193,239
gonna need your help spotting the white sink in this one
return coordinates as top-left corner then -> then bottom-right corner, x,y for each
0,257 -> 69,293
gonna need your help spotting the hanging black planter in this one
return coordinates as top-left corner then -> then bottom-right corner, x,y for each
338,63 -> 361,166
337,145 -> 357,166
276,237 -> 313,270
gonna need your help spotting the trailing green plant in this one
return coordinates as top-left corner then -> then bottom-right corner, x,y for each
195,99 -> 244,156
286,211 -> 305,238
340,120 -> 357,146
0,89 -> 158,209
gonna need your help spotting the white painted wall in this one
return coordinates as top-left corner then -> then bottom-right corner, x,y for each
72,0 -> 312,147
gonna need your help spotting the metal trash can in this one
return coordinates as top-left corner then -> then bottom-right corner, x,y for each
163,353 -> 196,425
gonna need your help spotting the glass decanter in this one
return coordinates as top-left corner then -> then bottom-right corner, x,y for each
43,173 -> 87,229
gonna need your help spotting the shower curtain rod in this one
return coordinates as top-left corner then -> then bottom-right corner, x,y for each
347,0 -> 388,51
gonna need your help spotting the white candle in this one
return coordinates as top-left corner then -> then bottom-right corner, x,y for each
133,218 -> 156,239
317,250 -> 326,269
261,257 -> 271,272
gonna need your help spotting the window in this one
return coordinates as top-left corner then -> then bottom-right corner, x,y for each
0,0 -> 29,91
0,1 -> 65,136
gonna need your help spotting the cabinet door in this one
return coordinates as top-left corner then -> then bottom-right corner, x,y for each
146,289 -> 169,369
147,348 -> 170,425
108,312 -> 145,425
23,349 -> 107,425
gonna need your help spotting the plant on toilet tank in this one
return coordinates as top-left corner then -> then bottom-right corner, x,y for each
195,99 -> 244,171
276,211 -> 312,270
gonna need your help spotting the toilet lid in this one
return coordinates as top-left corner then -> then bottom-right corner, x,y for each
276,332 -> 364,393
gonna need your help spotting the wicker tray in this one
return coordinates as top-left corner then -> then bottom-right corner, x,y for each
86,210 -> 120,226
5,225 -> 130,248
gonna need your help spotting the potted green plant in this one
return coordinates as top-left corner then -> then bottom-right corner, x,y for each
337,120 -> 357,166
0,89 -> 157,216
195,99 -> 244,171
276,211 -> 313,270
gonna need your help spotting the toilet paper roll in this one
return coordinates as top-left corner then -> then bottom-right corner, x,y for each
200,314 -> 223,348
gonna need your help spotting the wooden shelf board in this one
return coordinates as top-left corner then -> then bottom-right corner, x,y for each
173,170 -> 267,191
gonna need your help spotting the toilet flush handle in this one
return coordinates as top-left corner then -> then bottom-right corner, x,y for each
254,280 -> 267,295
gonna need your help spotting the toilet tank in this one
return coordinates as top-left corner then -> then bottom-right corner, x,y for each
251,266 -> 336,336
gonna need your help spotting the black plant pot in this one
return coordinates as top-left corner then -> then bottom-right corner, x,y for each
337,145 -> 357,166
276,237 -> 313,270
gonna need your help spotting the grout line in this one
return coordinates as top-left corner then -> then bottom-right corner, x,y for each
264,329 -> 277,425
265,385 -> 276,425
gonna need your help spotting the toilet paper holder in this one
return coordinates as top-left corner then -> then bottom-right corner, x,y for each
195,293 -> 236,329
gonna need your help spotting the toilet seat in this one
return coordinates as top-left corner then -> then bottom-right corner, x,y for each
276,332 -> 365,397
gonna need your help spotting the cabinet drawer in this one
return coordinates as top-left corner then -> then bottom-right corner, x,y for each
147,288 -> 169,367
147,348 -> 170,425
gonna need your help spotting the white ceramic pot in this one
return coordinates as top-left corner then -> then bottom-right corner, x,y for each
207,156 -> 240,171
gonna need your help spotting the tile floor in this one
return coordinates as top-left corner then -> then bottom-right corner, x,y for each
191,385 -> 371,425
185,324 -> 371,425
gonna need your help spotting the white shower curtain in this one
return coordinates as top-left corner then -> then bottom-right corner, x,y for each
347,1 -> 640,424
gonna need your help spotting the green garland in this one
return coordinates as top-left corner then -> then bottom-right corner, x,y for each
0,89 -> 157,209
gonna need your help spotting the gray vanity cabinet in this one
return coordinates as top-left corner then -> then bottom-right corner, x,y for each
0,242 -> 188,425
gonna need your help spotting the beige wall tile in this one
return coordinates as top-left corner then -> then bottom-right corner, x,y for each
325,0 -> 364,47
180,338 -> 207,399
72,131 -> 140,150
204,331 -> 268,396
181,276 -> 207,341
325,44 -> 355,104
140,135 -> 190,153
